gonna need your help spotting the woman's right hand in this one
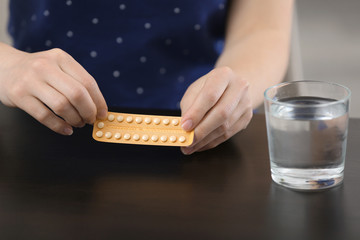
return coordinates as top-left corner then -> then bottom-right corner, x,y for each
0,43 -> 108,135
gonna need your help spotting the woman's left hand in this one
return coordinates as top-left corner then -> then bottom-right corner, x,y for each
180,66 -> 253,155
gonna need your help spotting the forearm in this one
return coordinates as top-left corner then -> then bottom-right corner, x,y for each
215,28 -> 291,109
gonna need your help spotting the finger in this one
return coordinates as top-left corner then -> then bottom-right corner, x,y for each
31,82 -> 84,127
44,67 -> 98,124
191,79 -> 247,144
18,96 -> 73,135
54,49 -> 108,119
181,112 -> 249,155
180,75 -> 206,114
181,69 -> 230,131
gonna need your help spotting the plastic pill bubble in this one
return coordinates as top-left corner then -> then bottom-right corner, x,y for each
135,117 -> 142,124
96,131 -> 103,138
153,118 -> 160,125
142,134 -> 149,141
172,119 -> 179,126
108,114 -> 115,121
126,116 -> 133,123
114,133 -> 121,139
160,136 -> 167,142
144,117 -> 151,124
97,122 -> 105,129
105,132 -> 112,139
124,133 -> 131,140
133,134 -> 140,141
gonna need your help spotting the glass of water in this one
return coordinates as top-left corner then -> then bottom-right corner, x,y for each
264,80 -> 351,191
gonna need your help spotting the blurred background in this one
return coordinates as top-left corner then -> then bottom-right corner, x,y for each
0,0 -> 359,117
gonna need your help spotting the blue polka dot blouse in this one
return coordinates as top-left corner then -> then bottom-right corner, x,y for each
7,0 -> 228,110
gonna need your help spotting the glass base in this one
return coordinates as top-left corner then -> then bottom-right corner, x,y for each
271,167 -> 344,191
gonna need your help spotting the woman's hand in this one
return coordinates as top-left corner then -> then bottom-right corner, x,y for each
180,66 -> 253,154
0,45 -> 107,135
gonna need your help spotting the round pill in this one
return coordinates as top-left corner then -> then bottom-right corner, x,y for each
163,119 -> 170,125
114,133 -> 121,139
160,135 -> 167,142
133,134 -> 140,141
96,131 -> 103,138
172,119 -> 179,126
169,136 -> 177,142
153,118 -> 160,125
142,134 -> 149,141
179,136 -> 186,143
108,114 -> 115,121
135,117 -> 142,124
151,135 -> 158,142
117,115 -> 124,122
105,132 -> 112,139
126,116 -> 133,123
97,122 -> 105,129
144,117 -> 151,124
124,133 -> 131,140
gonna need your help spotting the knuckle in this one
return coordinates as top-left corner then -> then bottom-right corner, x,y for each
216,66 -> 233,77
194,127 -> 206,142
223,129 -> 233,140
82,76 -> 97,90
48,48 -> 66,58
69,86 -> 86,103
206,90 -> 219,104
52,98 -> 68,114
30,58 -> 49,72
217,107 -> 232,120
35,109 -> 51,123
220,121 -> 232,133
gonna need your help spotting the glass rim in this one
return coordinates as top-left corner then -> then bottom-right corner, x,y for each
264,80 -> 351,107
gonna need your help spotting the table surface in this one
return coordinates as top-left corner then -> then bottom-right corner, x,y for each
0,104 -> 360,240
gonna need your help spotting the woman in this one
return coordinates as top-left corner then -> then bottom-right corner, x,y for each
0,0 -> 294,154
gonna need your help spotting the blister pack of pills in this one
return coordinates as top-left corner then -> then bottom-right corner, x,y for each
92,112 -> 194,146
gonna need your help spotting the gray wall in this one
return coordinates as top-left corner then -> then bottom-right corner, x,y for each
0,0 -> 10,44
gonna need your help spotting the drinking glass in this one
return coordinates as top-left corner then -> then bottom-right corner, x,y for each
264,80 -> 351,190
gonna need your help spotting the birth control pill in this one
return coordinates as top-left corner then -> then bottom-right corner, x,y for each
144,117 -> 151,124
117,115 -> 124,122
114,133 -> 121,139
97,122 -> 105,129
135,117 -> 142,124
92,112 -> 194,146
124,133 -> 131,140
142,134 -> 149,141
153,118 -> 160,125
96,131 -> 103,138
126,116 -> 133,123
133,134 -> 140,141
172,119 -> 179,126
108,114 -> 115,121
105,132 -> 112,139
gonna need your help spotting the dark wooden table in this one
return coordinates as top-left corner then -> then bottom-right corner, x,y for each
0,104 -> 360,240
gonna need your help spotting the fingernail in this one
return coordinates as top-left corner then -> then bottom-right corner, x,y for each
181,147 -> 193,155
98,109 -> 108,119
64,127 -> 73,136
181,120 -> 193,131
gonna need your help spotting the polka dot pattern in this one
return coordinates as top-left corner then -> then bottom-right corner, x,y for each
9,0 -> 228,110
